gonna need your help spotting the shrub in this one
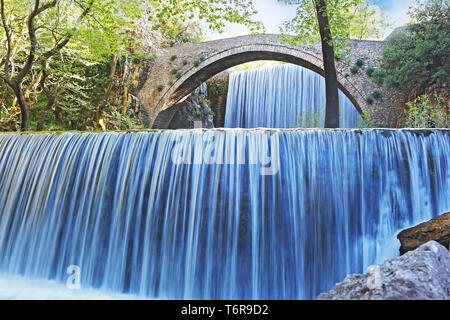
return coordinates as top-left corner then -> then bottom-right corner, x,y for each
170,55 -> 177,61
170,68 -> 178,75
356,58 -> 364,67
372,90 -> 381,99
366,66 -> 375,77
344,72 -> 350,78
182,59 -> 188,65
384,75 -> 400,89
405,94 -> 448,128
193,60 -> 200,67
175,71 -> 182,79
199,54 -> 205,61
157,84 -> 165,91
378,1 -> 449,93
366,96 -> 374,104
168,80 -> 173,86
350,66 -> 359,74
372,69 -> 385,86
357,110 -> 376,128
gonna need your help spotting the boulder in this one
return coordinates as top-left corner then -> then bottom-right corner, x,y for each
397,212 -> 450,255
316,241 -> 450,300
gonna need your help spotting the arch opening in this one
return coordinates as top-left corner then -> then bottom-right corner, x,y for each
162,50 -> 364,115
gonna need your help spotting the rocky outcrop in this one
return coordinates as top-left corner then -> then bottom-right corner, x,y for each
397,212 -> 450,255
316,241 -> 450,300
152,83 -> 214,129
206,71 -> 230,128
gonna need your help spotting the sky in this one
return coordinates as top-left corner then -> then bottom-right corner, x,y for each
205,0 -> 417,40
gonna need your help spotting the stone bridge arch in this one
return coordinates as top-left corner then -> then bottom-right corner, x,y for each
138,34 -> 400,128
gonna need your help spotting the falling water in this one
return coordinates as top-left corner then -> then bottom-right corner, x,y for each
0,129 -> 448,299
224,64 -> 360,128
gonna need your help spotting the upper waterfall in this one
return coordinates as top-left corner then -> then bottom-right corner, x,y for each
224,63 -> 360,129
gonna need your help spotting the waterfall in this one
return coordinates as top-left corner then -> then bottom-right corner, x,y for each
0,130 -> 448,299
224,64 -> 360,128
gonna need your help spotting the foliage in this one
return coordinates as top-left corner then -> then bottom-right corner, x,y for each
183,95 -> 214,122
193,60 -> 200,67
404,94 -> 448,128
350,66 -> 359,74
297,109 -> 323,128
372,90 -> 381,99
348,0 -> 392,40
0,0 -> 263,131
366,66 -> 375,77
205,79 -> 228,122
170,55 -> 177,61
280,0 -> 363,57
365,96 -> 373,104
150,0 -> 264,36
156,84 -> 165,91
375,0 -> 449,92
232,61 -> 285,72
357,109 -> 376,128
356,58 -> 364,67
372,69 -> 385,85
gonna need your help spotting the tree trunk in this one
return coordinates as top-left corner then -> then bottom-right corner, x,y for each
36,84 -> 57,131
315,0 -> 340,128
13,84 -> 29,131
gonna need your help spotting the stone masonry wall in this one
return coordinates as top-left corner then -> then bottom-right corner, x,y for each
137,34 -> 405,128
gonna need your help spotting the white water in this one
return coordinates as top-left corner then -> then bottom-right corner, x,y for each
0,129 -> 448,299
224,64 -> 361,128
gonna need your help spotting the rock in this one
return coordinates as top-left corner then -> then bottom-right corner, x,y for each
316,241 -> 450,300
152,83 -> 215,129
397,212 -> 450,255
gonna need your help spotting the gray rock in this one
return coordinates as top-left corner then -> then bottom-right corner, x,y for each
152,83 -> 215,129
316,241 -> 450,300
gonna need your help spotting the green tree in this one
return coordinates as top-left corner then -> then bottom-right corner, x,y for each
281,0 -> 362,128
0,0 -> 143,131
349,0 -> 392,40
376,0 -> 449,93
150,0 -> 263,36
0,0 -> 263,131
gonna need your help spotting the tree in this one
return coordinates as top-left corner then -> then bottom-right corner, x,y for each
0,0 -> 96,131
150,0 -> 263,36
375,0 -> 449,94
281,0 -> 361,128
0,0 -> 263,131
349,0 -> 391,40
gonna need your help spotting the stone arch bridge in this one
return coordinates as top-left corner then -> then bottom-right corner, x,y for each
138,34 -> 403,128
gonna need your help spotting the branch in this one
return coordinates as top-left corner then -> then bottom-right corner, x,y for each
0,0 -> 12,81
39,0 -> 94,62
15,0 -> 58,83
0,73 -> 12,87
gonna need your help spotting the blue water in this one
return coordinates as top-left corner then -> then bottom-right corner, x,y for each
0,129 -> 448,299
224,64 -> 360,128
